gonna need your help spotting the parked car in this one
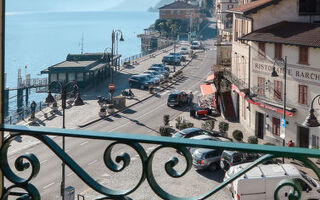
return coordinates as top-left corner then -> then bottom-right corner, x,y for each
191,41 -> 202,49
192,147 -> 222,171
180,46 -> 188,55
220,150 -> 260,171
172,128 -> 221,139
128,74 -> 154,89
143,70 -> 164,81
224,163 -> 320,200
169,52 -> 186,62
167,91 -> 188,107
188,135 -> 232,153
148,66 -> 169,77
162,55 -> 181,65
142,73 -> 160,84
151,63 -> 170,71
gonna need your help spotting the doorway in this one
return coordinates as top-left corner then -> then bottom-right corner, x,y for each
298,126 -> 309,148
256,112 -> 264,139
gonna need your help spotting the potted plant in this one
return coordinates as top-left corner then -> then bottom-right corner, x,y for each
106,104 -> 115,114
52,102 -> 58,111
99,107 -> 106,118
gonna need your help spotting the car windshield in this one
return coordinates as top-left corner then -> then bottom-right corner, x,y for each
192,41 -> 198,45
181,47 -> 187,50
168,94 -> 177,100
173,132 -> 183,138
221,152 -> 232,161
139,76 -> 149,81
193,150 -> 205,159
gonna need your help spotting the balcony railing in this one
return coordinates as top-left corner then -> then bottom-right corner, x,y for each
1,124 -> 320,199
223,70 -> 248,91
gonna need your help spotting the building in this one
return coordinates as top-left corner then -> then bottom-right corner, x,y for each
227,0 -> 320,147
159,1 -> 201,22
41,53 -> 121,89
215,0 -> 238,40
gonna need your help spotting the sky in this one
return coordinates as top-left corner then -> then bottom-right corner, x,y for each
6,0 -> 160,13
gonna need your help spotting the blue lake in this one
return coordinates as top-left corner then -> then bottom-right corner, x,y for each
5,10 -> 158,115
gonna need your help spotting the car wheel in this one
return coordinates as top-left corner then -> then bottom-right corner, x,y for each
209,163 -> 218,171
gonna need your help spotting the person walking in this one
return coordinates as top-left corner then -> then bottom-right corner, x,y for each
288,140 -> 295,147
188,92 -> 194,105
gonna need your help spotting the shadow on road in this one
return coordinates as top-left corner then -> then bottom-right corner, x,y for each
196,169 -> 226,183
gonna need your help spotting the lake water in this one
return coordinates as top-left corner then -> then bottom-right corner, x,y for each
5,10 -> 158,116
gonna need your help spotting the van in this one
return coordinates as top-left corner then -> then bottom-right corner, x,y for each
224,163 -> 320,200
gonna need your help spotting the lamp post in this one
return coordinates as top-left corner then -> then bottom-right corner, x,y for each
271,56 -> 287,163
110,30 -> 124,85
302,95 -> 320,128
45,80 -> 81,200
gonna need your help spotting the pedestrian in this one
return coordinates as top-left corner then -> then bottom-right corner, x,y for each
188,92 -> 194,105
288,140 -> 295,147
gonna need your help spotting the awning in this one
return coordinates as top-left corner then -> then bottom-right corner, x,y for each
200,84 -> 216,96
232,84 -> 295,117
206,74 -> 215,82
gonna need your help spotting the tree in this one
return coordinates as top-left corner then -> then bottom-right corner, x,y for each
247,136 -> 258,144
232,130 -> 243,142
201,120 -> 215,132
163,115 -> 170,126
219,121 -> 229,136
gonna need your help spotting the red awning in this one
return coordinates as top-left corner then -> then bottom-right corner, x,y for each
206,74 -> 215,82
200,84 -> 216,96
232,84 -> 295,117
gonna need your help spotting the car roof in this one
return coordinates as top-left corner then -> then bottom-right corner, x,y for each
229,163 -> 300,179
194,148 -> 217,154
132,74 -> 148,78
180,127 -> 201,134
189,135 -> 215,140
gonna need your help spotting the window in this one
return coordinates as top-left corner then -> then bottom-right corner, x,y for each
186,10 -> 190,15
298,85 -> 308,105
170,10 -> 174,15
234,19 -> 238,40
257,77 -> 265,95
258,42 -> 265,57
312,135 -> 319,148
176,10 -> 181,15
274,44 -> 282,60
299,0 -> 320,15
299,46 -> 309,64
272,117 -> 280,136
274,80 -> 282,100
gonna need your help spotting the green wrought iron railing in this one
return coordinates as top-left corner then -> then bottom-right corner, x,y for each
1,124 -> 320,200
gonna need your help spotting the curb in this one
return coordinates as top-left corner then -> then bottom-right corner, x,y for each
78,55 -> 195,128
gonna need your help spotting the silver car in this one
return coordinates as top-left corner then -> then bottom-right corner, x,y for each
144,70 -> 164,81
192,147 -> 223,171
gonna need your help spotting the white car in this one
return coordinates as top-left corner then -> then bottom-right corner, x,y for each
191,41 -> 201,49
180,46 -> 188,54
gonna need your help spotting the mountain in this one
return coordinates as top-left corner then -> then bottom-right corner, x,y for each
147,0 -> 175,13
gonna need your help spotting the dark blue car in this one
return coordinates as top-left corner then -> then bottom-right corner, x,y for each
128,74 -> 154,89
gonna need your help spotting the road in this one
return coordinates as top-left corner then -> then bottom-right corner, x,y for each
6,38 -> 232,200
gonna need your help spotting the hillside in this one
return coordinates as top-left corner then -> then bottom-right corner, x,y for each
148,0 -> 175,12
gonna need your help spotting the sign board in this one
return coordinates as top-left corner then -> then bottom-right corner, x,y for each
280,118 -> 286,139
109,84 -> 115,91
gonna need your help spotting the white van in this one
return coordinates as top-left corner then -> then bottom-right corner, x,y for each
224,163 -> 320,200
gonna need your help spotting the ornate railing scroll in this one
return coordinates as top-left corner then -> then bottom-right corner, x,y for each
1,124 -> 320,200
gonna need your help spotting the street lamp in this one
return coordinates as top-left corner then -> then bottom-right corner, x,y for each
110,30 -> 124,84
45,80 -> 82,200
271,56 -> 287,163
303,94 -> 320,127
